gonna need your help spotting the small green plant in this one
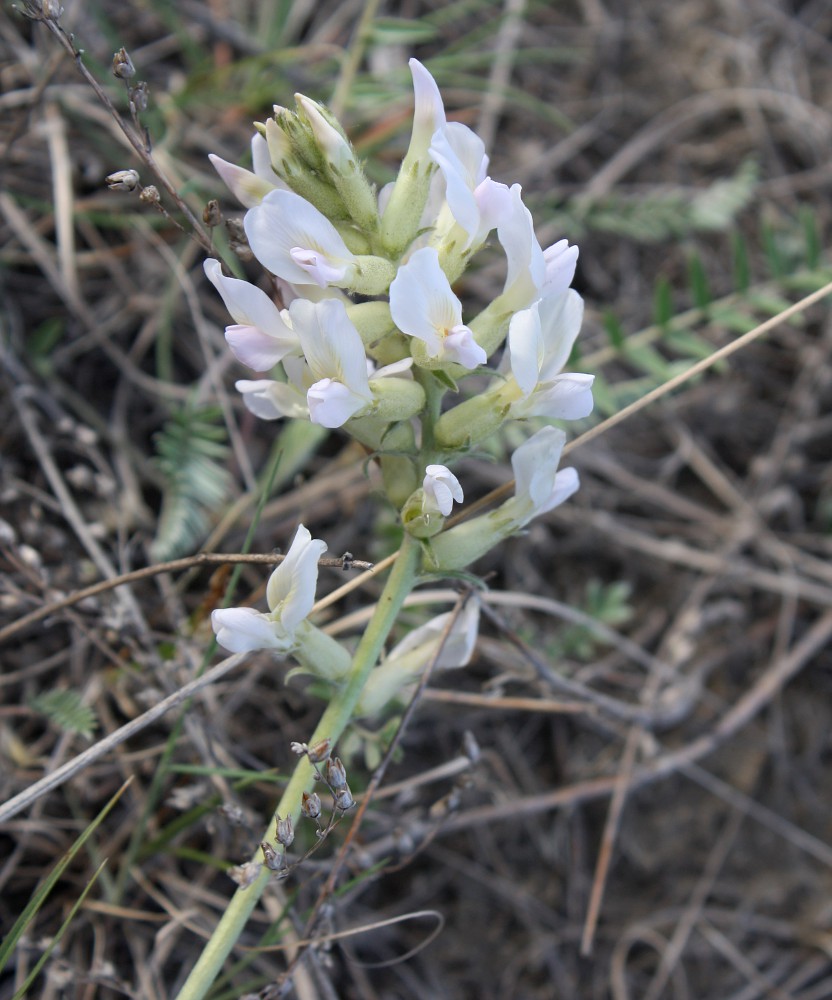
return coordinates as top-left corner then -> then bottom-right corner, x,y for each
30,689 -> 98,739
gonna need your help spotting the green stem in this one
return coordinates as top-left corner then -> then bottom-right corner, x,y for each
174,534 -> 421,1000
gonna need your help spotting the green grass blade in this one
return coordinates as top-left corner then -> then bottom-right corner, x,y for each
11,860 -> 109,1000
0,778 -> 131,974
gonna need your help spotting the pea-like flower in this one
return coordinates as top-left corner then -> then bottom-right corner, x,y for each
497,185 -> 579,311
203,259 -> 298,371
503,426 -> 580,527
422,465 -> 463,516
211,524 -> 326,653
504,290 -> 595,421
429,122 -> 510,250
245,189 -> 358,288
358,598 -> 481,716
209,134 -> 283,208
389,247 -> 486,369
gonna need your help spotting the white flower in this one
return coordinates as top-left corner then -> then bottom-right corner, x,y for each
388,597 -> 480,669
235,378 -> 308,421
504,426 -> 580,527
203,259 -> 298,371
389,247 -> 486,368
358,598 -> 480,715
244,189 -> 357,288
423,465 -> 463,516
429,122 -> 511,248
208,134 -> 283,208
496,186 -> 579,310
541,239 -> 579,299
211,525 -> 327,653
289,298 -> 373,427
404,58 -> 446,168
505,291 -> 595,420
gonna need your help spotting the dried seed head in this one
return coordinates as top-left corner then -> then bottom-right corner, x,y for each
105,169 -> 139,192
220,802 -> 246,826
112,47 -> 135,80
261,841 -> 286,872
301,790 -> 321,820
307,738 -> 332,763
324,756 -> 347,790
225,218 -> 253,262
129,81 -> 149,114
275,814 -> 294,848
290,738 -> 332,763
139,185 -> 160,206
203,199 -> 221,228
227,860 -> 262,888
334,786 -> 355,812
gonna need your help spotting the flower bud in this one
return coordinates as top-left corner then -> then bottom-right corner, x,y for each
434,392 -> 508,451
296,95 -> 379,232
401,489 -> 446,540
290,621 -> 353,682
365,376 -> 425,424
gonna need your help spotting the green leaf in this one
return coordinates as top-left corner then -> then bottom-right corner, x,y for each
151,405 -> 232,561
653,277 -> 673,330
687,253 -> 711,311
30,689 -> 97,739
369,17 -> 438,44
602,309 -> 626,349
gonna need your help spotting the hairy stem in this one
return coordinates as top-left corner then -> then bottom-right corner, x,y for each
175,533 -> 421,1000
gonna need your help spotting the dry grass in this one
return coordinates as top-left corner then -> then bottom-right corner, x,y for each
2,1 -> 832,998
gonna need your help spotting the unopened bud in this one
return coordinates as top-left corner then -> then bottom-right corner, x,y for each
139,185 -> 160,206
324,757 -> 347,790
112,47 -> 135,80
301,790 -> 322,820
275,814 -> 294,848
105,169 -> 139,192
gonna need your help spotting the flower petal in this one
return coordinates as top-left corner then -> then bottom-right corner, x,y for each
497,184 -> 545,308
204,259 -> 298,369
307,378 -> 369,427
266,524 -> 328,632
244,190 -> 355,287
235,379 -> 308,420
423,464 -> 463,516
211,607 -> 290,652
541,239 -> 579,299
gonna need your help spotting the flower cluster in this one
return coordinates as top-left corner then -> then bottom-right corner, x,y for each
207,60 -> 593,702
